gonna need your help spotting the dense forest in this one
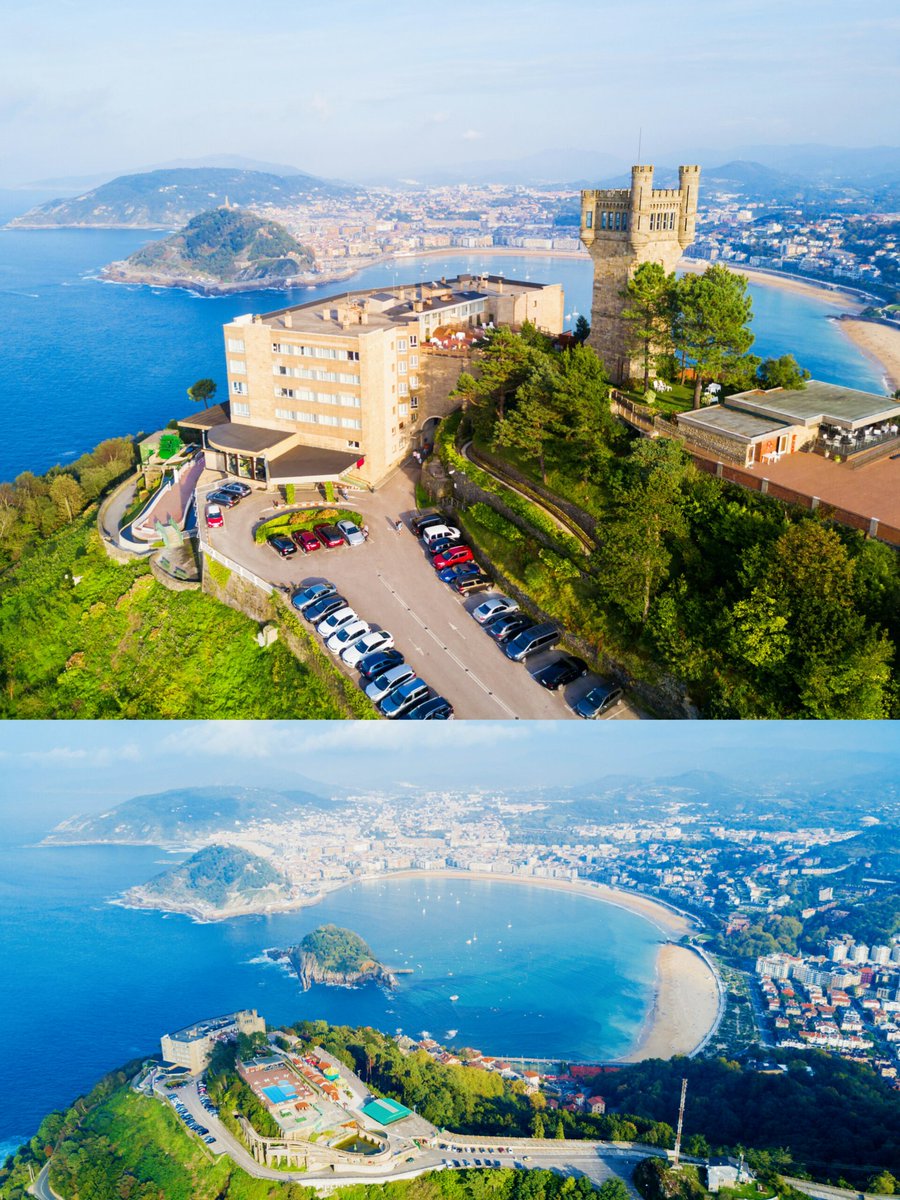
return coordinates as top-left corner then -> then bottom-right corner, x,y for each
299,925 -> 380,973
443,315 -> 900,718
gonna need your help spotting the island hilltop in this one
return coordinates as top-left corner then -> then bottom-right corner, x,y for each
120,843 -> 297,921
278,924 -> 395,990
102,206 -> 316,294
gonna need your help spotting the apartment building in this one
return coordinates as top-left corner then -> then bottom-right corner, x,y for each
160,1009 -> 266,1074
180,274 -> 564,488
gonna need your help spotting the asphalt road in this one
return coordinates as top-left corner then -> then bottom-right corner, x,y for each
200,466 -> 643,721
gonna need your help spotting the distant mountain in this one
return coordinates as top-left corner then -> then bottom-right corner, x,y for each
732,143 -> 900,186
42,784 -> 335,846
102,207 -> 316,294
402,147 -> 628,187
8,166 -> 360,229
122,844 -> 294,919
15,155 -> 321,195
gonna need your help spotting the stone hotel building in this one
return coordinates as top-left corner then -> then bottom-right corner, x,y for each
181,275 -> 564,488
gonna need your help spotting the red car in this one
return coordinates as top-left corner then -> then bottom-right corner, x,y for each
314,523 -> 344,548
432,544 -> 473,570
206,505 -> 224,528
293,529 -> 322,554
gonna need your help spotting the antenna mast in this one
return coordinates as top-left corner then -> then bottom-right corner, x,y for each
673,1077 -> 688,1168
637,127 -> 643,162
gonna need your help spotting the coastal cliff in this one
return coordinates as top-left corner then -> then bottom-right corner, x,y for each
277,924 -> 395,991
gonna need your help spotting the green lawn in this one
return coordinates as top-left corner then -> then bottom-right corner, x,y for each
618,381 -> 696,417
0,514 -> 348,719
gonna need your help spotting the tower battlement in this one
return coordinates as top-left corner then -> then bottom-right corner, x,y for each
579,163 -> 701,384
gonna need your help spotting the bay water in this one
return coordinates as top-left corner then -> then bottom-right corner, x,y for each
0,829 -> 660,1159
0,208 -> 884,484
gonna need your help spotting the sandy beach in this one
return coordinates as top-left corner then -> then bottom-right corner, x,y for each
837,319 -> 900,392
620,943 -> 721,1061
681,257 -> 866,311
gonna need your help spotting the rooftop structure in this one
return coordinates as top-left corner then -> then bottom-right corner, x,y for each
359,1097 -> 414,1126
580,164 -> 700,384
160,1009 -> 265,1074
677,380 -> 900,468
180,274 -> 563,489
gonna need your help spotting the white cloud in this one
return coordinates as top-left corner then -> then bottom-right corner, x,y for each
308,93 -> 333,119
19,744 -> 142,767
461,129 -> 483,141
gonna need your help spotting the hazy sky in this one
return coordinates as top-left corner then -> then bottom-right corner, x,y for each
2,0 -> 898,185
0,721 -> 897,838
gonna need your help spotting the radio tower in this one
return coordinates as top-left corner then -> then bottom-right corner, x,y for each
673,1077 -> 688,1168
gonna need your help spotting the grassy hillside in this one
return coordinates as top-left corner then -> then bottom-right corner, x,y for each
0,513 -> 346,719
121,207 -> 314,283
300,924 -> 378,973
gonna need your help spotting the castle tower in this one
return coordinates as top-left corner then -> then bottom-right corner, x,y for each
580,164 -> 700,385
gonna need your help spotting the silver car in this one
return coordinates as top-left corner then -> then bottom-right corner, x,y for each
326,619 -> 370,655
342,629 -> 394,667
337,518 -> 365,547
472,595 -> 518,625
364,663 -> 415,703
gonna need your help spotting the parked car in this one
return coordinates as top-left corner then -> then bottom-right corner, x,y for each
411,512 -> 445,536
326,619 -> 370,655
342,629 -> 394,667
401,695 -> 453,720
317,606 -> 357,638
220,480 -> 252,498
571,681 -> 624,718
206,489 -> 241,508
358,648 -> 404,679
484,613 -> 534,643
365,663 -> 416,703
291,582 -> 336,612
336,518 -> 365,546
437,561 -> 483,584
532,654 -> 589,690
303,593 -> 348,624
379,677 -> 429,718
267,534 -> 297,557
503,622 -> 560,661
433,545 -> 474,570
426,535 -> 463,556
314,523 -> 344,548
473,595 -> 518,624
293,529 -> 322,553
455,573 -> 492,595
422,524 -> 461,547
205,505 -> 224,528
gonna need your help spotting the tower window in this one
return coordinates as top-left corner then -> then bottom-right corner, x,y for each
622,213 -> 628,230
600,212 -> 607,230
585,210 -> 593,229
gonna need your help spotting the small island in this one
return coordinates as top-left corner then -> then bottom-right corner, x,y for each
119,843 -> 296,921
275,924 -> 395,991
101,206 -> 317,294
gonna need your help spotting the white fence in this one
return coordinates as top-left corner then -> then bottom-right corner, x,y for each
197,534 -> 274,594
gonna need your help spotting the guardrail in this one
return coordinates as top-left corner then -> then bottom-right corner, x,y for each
197,534 -> 274,594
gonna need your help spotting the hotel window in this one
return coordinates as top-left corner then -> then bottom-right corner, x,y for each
409,375 -> 418,389
341,417 -> 362,430
229,359 -> 246,374
275,386 -> 298,398
231,401 -> 250,417
319,414 -> 339,427
398,360 -> 407,373
398,381 -> 408,395
398,404 -> 409,417
409,354 -> 419,368
409,335 -> 418,347
410,396 -> 419,409
227,338 -> 245,353
347,440 -> 361,449
338,393 -> 360,407
276,408 -> 299,421
231,381 -> 248,395
397,338 -> 408,352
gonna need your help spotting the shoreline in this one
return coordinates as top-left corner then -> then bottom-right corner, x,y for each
835,318 -> 900,392
113,865 -> 720,1061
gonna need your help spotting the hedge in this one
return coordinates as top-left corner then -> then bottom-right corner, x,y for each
253,507 -> 363,544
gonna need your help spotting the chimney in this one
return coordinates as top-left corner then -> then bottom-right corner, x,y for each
284,312 -> 293,329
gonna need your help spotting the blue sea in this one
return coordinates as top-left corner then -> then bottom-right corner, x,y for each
0,829 -> 661,1161
0,196 -> 884,484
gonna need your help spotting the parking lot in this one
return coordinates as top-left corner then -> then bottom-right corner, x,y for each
199,465 -> 643,721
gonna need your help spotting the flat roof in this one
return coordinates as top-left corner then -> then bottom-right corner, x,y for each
730,381 -> 900,430
677,405 -> 792,442
268,443 -> 361,482
165,1012 -> 241,1043
178,402 -> 231,431
231,274 -> 557,337
207,423 -> 293,454
360,1097 -> 414,1126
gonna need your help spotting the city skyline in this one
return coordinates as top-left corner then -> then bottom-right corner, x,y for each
1,720 -> 898,836
2,0 -> 899,186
